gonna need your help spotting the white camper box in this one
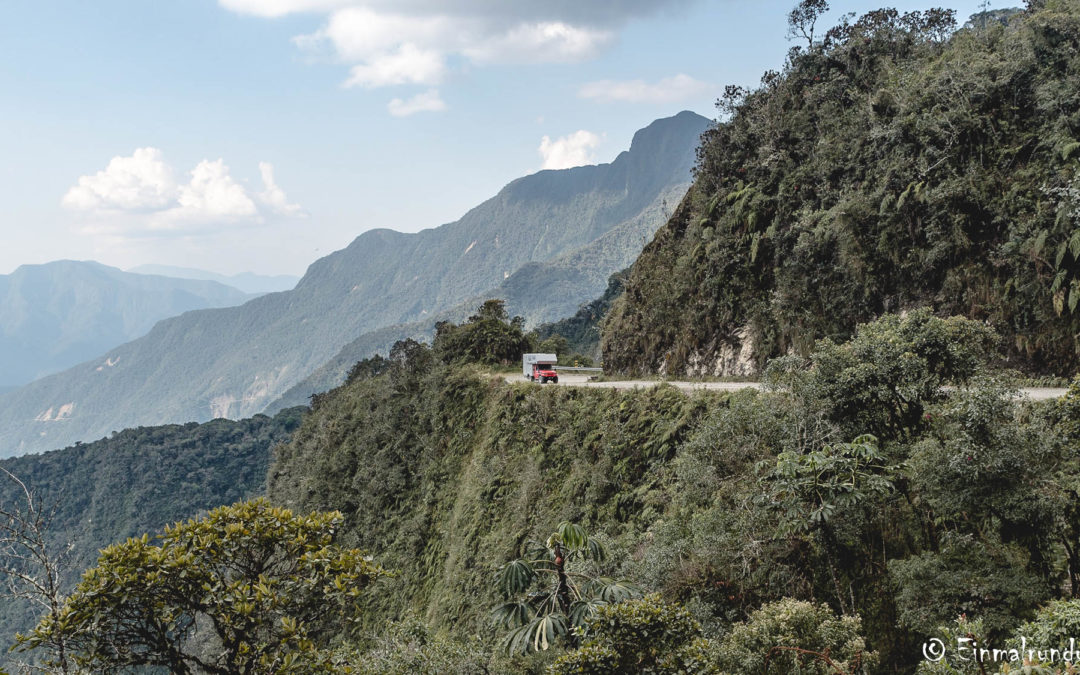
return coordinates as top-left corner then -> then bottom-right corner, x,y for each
522,353 -> 557,380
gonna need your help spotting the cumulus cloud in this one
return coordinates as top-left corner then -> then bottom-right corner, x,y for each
223,0 -> 694,102
578,73 -> 710,103
304,10 -> 612,91
538,130 -> 602,170
257,162 -> 305,216
343,44 -> 446,88
62,148 -> 177,212
221,0 -> 691,23
219,0 -> 348,17
63,149 -> 303,234
462,22 -> 612,64
167,159 -> 258,224
387,89 -> 447,116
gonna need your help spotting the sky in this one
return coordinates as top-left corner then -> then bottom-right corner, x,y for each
0,0 -> 990,277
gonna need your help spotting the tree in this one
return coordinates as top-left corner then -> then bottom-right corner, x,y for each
0,467 -> 72,673
534,334 -> 569,358
787,0 -> 830,48
17,499 -> 386,674
469,299 -> 511,324
915,613 -> 987,675
491,523 -> 639,655
345,618 -> 491,675
346,354 -> 391,385
1011,599 -> 1080,658
758,434 -> 895,615
716,598 -> 878,674
764,310 -> 996,440
548,595 -> 716,674
433,300 -> 530,366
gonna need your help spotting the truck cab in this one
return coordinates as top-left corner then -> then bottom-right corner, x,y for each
530,363 -> 558,384
522,353 -> 559,384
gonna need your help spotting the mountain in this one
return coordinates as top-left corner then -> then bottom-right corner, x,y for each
127,264 -> 300,294
263,269 -> 630,415
603,6 -> 1080,377
0,261 -> 251,389
0,111 -> 709,456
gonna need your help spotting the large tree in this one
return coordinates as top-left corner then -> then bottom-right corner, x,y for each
17,499 -> 386,674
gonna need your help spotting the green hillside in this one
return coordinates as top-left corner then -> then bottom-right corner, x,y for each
262,311 -> 1080,670
0,112 -> 707,456
0,408 -> 303,652
0,260 -> 251,388
603,2 -> 1080,377
8,298 -> 1080,672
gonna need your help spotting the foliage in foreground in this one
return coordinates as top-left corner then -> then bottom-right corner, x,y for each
18,499 -> 386,674
0,408 -> 303,651
344,619 -> 492,675
715,598 -> 878,675
548,594 -> 715,674
493,522 -> 639,655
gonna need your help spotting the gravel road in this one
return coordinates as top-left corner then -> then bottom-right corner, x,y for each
510,374 -> 1068,400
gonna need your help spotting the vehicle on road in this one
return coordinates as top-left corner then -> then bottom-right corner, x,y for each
522,353 -> 559,384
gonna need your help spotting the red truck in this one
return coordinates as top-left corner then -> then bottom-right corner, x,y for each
522,353 -> 559,384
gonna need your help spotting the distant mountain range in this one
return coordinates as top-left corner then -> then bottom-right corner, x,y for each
0,261 -> 251,389
127,265 -> 300,294
0,111 -> 709,456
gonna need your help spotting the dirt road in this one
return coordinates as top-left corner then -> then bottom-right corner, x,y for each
510,374 -> 1068,400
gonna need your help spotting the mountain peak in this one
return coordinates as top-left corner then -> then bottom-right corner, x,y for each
628,110 -> 712,154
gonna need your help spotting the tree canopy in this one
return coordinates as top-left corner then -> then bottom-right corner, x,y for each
18,500 -> 386,674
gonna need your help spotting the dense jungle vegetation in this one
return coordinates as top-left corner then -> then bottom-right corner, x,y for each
603,0 -> 1080,377
257,309 -> 1080,672
9,308 -> 1080,673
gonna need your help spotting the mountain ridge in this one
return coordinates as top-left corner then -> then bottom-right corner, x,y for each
0,111 -> 709,456
127,265 -> 300,294
0,261 -> 251,389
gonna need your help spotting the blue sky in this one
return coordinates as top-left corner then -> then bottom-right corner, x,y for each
0,0 -> 989,276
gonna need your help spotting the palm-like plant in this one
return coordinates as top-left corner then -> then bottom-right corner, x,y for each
492,522 -> 640,654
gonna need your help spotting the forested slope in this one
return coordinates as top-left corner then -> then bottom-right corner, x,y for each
264,313 -> 1080,670
604,2 -> 1080,376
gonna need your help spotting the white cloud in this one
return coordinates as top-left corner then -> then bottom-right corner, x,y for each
462,22 -> 612,64
343,43 -> 446,88
63,149 -> 303,234
221,1 -> 690,23
232,1 -> 691,99
219,0 -> 348,17
257,162 -> 305,216
387,89 -> 447,116
538,130 -> 601,170
62,148 -> 178,212
578,74 -> 710,103
315,7 -> 453,62
169,159 -> 258,223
